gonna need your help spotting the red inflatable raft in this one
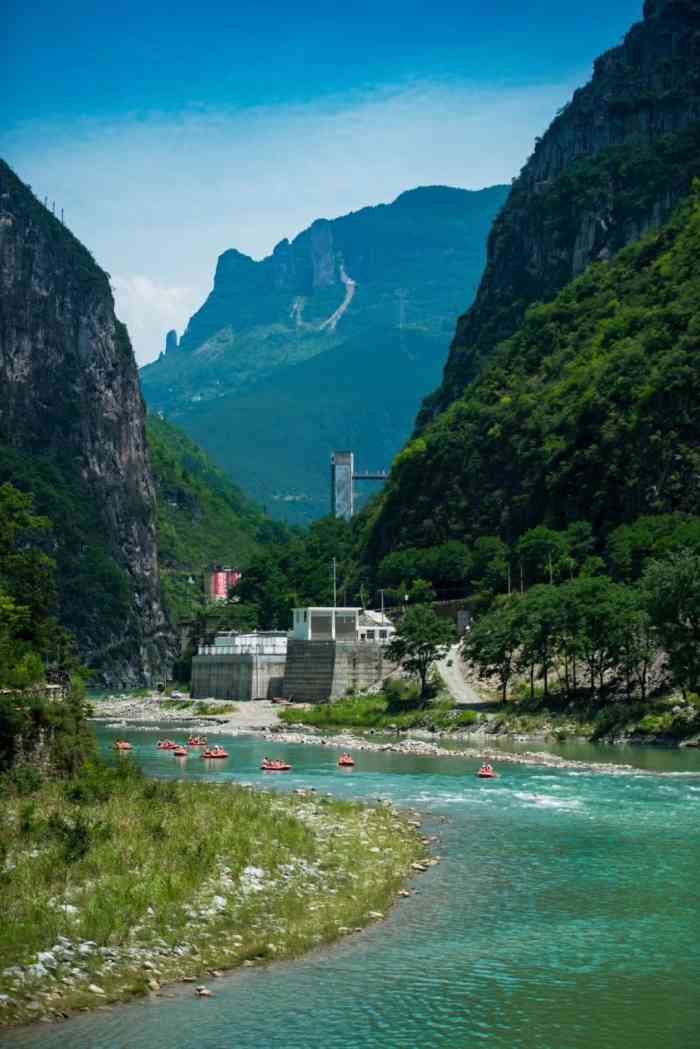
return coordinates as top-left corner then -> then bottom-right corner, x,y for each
261,760 -> 292,772
202,747 -> 229,759
338,754 -> 355,767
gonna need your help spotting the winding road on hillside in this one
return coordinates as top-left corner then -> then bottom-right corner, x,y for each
320,263 -> 356,331
436,644 -> 489,705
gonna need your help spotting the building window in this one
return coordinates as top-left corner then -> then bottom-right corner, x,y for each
379,630 -> 387,639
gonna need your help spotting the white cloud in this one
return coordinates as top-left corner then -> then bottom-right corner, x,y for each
109,275 -> 202,362
1,76 -> 579,364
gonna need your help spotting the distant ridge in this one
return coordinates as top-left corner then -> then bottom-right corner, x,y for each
141,183 -> 509,521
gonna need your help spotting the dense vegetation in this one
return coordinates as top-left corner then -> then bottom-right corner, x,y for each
465,550 -> 700,705
280,679 -> 477,733
0,481 -> 95,776
0,449 -> 136,671
364,189 -> 700,560
425,0 -> 700,418
147,415 -> 287,623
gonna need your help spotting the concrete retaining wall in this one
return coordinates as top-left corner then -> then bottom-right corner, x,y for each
191,654 -> 286,701
283,640 -> 386,703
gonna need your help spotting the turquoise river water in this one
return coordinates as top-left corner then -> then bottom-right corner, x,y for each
8,726 -> 700,1049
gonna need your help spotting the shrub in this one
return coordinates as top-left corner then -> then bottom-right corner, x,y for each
0,765 -> 43,796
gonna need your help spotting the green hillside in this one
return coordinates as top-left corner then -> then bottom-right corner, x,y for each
147,416 -> 283,622
141,184 -> 509,521
362,187 -> 700,564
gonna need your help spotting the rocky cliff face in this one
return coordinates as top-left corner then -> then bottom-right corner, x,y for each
423,0 -> 700,420
0,160 -> 171,684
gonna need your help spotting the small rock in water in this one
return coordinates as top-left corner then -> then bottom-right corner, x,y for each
368,911 -> 384,919
87,984 -> 105,995
195,986 -> 214,997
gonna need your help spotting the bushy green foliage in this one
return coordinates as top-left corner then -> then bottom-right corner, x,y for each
279,678 -> 476,733
147,415 -> 285,622
0,686 -> 95,776
0,450 -> 134,668
364,189 -> 700,560
429,117 -> 700,412
641,550 -> 700,696
233,516 -> 356,630
387,607 -> 456,697
465,547 -> 699,704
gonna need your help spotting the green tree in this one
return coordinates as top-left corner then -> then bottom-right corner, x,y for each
463,595 -> 522,702
408,578 -> 437,604
517,527 -> 569,587
607,514 -> 700,582
387,607 -> 456,699
617,593 -> 657,702
517,584 -> 562,700
642,551 -> 700,696
466,536 -> 510,612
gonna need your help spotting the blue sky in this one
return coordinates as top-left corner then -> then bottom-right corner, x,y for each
3,1 -> 644,363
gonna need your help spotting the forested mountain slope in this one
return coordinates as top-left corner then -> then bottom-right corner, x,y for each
362,188 -> 700,563
147,416 -> 284,622
420,0 -> 700,423
141,184 -> 508,521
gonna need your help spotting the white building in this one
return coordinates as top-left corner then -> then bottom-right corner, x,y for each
197,631 -> 288,656
357,609 -> 395,643
290,607 -> 395,644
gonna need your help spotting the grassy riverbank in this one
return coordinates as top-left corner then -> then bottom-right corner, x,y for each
279,681 -> 479,734
488,692 -> 700,744
0,761 -> 426,1028
278,686 -> 700,747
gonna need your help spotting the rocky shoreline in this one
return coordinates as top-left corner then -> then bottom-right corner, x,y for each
1,782 -> 428,1030
89,695 -> 699,773
259,728 -> 649,775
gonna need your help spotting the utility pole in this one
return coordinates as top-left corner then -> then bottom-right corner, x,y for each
332,557 -> 337,608
379,588 -> 386,624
